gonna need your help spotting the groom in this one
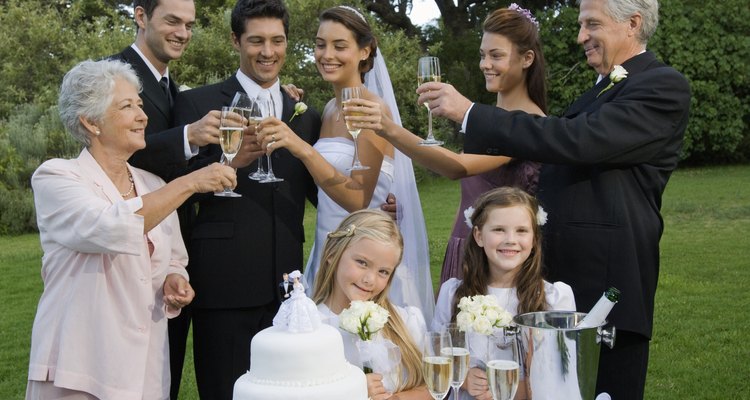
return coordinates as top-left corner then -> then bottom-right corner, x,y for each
418,0 -> 690,398
172,0 -> 320,398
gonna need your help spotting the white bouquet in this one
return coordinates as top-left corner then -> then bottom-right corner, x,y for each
456,295 -> 513,335
339,300 -> 389,341
339,301 -> 399,384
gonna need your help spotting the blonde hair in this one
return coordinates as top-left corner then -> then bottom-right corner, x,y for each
312,209 -> 424,391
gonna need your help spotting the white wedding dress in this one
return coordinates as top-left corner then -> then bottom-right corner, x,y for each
304,137 -> 394,291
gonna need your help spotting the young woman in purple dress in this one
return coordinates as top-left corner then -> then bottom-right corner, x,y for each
346,5 -> 548,285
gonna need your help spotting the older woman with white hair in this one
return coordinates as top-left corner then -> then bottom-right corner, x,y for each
25,59 -> 236,400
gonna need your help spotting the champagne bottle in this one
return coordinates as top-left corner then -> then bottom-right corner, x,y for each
576,287 -> 620,328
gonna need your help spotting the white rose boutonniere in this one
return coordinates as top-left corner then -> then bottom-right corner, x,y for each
289,101 -> 308,121
597,65 -> 628,97
455,295 -> 513,335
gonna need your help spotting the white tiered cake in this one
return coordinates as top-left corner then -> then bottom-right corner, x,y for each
233,272 -> 368,399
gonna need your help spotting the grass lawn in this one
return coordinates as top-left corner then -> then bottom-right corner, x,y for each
1,165 -> 748,398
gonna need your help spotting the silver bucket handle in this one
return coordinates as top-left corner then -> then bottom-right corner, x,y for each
597,325 -> 616,349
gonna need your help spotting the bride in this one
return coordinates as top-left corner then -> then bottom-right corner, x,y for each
256,6 -> 433,322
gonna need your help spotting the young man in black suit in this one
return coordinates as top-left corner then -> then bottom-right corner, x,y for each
108,1 -> 223,398
172,1 -> 321,398
417,0 -> 690,398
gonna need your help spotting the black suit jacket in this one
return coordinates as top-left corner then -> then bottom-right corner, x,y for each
109,46 -> 187,182
463,52 -> 691,338
173,76 -> 321,309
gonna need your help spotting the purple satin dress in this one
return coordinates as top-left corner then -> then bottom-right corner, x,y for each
439,158 -> 541,284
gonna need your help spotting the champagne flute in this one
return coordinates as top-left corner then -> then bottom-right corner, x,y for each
417,56 -> 444,146
442,323 -> 470,399
486,330 -> 520,400
245,100 -> 267,181
215,106 -> 244,197
341,86 -> 369,171
423,331 -> 453,400
257,96 -> 283,183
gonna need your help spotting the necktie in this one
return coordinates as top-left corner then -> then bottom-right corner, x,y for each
259,89 -> 276,118
160,76 -> 173,107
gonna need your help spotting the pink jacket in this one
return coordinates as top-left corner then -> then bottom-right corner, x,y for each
28,148 -> 188,400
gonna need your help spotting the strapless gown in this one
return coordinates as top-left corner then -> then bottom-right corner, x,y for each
303,137 -> 394,290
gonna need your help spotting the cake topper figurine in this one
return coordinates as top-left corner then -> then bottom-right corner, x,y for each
273,270 -> 321,332
279,272 -> 292,298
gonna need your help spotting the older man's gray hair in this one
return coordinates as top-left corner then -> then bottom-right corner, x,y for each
58,59 -> 142,147
578,0 -> 659,44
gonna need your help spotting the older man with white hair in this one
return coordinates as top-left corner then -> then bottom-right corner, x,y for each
417,0 -> 690,398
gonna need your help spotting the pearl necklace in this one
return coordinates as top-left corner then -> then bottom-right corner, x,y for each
120,169 -> 134,198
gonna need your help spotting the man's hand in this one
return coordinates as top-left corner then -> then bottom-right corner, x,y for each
380,193 -> 397,221
282,83 -> 305,102
187,110 -> 221,147
416,82 -> 473,124
231,125 -> 265,168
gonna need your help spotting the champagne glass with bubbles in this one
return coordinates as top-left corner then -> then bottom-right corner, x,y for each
417,56 -> 444,146
442,323 -> 470,399
341,86 -> 369,171
245,100 -> 267,181
215,106 -> 244,197
257,96 -> 283,183
423,331 -> 453,400
231,92 -> 266,181
486,330 -> 520,400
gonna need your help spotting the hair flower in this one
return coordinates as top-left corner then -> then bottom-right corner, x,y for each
289,101 -> 308,121
537,206 -> 548,226
463,206 -> 475,229
597,65 -> 628,97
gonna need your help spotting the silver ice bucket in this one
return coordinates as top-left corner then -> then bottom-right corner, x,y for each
512,311 -> 615,400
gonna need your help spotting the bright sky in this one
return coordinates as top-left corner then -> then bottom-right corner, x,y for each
408,0 -> 441,26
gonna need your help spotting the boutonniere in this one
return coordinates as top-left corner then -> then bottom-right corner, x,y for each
289,101 -> 308,121
597,65 -> 628,97
178,84 -> 191,92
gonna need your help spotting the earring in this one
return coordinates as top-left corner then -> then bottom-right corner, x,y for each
95,129 -> 101,136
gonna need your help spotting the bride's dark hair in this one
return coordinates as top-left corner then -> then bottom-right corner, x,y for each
319,7 -> 378,83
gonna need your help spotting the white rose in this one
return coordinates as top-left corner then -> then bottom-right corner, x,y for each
456,311 -> 473,332
339,312 -> 360,334
610,65 -> 628,83
472,316 -> 493,335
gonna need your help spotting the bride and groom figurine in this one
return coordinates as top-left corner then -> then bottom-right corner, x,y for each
273,270 -> 321,333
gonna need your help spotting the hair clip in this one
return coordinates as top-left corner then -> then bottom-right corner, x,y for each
327,224 -> 357,238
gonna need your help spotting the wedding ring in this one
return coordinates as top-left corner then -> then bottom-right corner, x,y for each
271,134 -> 276,141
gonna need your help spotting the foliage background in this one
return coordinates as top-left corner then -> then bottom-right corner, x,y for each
0,0 -> 748,235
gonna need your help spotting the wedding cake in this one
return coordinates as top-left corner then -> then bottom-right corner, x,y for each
233,271 -> 368,400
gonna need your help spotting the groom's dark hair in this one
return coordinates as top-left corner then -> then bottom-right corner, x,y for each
231,0 -> 290,38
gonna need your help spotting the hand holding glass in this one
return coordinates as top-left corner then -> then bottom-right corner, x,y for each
215,106 -> 244,197
423,331 -> 453,400
486,331 -> 520,400
341,86 -> 369,171
417,56 -> 443,146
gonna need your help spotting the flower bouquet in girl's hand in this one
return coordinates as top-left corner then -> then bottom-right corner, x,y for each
456,295 -> 513,335
339,300 -> 401,389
